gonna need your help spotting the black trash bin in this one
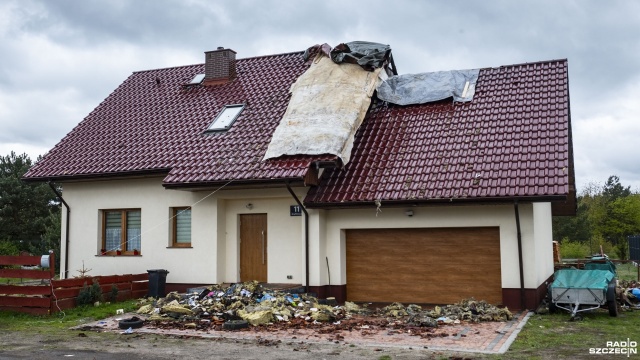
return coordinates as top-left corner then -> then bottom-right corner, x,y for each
147,269 -> 169,298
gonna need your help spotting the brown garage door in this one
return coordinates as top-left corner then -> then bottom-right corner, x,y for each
346,227 -> 501,305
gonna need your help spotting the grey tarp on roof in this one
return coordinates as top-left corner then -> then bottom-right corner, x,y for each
377,69 -> 480,105
330,41 -> 391,71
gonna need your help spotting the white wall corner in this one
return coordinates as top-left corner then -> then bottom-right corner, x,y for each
307,208 -> 326,286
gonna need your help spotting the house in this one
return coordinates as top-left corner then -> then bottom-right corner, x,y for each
23,42 -> 576,310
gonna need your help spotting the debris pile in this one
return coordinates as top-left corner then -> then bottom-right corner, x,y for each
135,281 -> 512,332
619,280 -> 640,310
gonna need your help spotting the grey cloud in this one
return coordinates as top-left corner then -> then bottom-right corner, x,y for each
2,0 -> 640,190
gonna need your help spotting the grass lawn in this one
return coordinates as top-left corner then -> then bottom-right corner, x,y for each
493,309 -> 639,359
616,262 -> 640,281
493,261 -> 639,359
0,299 -> 139,333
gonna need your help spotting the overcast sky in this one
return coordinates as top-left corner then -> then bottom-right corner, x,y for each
1,0 -> 639,192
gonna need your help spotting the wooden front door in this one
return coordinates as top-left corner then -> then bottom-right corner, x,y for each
240,214 -> 267,282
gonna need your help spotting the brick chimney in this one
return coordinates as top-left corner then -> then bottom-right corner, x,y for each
203,47 -> 237,86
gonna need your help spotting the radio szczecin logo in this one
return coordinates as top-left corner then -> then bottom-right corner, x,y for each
590,339 -> 637,356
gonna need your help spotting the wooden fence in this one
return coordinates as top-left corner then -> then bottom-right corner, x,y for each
0,253 -> 148,315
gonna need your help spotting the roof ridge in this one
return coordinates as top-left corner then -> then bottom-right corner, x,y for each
482,58 -> 568,70
239,50 -> 304,61
132,51 -> 305,75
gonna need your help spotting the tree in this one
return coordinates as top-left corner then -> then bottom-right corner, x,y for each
0,152 -> 60,255
602,175 -> 631,202
553,175 -> 640,259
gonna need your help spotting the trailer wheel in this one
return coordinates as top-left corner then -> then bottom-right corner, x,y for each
608,300 -> 618,317
606,279 -> 618,317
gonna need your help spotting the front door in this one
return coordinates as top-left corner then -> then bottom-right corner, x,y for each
240,214 -> 267,282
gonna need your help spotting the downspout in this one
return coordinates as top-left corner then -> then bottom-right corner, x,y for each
514,201 -> 525,310
285,181 -> 309,294
48,182 -> 70,279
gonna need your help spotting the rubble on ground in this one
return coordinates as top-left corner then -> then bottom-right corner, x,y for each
135,281 -> 512,332
618,280 -> 640,310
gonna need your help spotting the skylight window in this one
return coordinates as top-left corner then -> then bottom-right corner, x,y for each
207,104 -> 244,131
188,73 -> 205,85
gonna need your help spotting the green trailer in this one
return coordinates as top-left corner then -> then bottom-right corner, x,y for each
548,260 -> 618,319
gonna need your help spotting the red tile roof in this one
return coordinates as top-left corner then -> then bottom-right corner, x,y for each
24,52 -> 336,185
304,59 -> 573,207
24,51 -> 573,208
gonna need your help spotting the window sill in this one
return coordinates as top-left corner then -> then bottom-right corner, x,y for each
166,246 -> 193,249
96,254 -> 142,257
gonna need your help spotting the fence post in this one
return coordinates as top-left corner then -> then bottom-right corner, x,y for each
49,251 -> 56,281
49,252 -> 55,314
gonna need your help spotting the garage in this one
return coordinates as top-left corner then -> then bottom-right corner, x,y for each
346,227 -> 502,305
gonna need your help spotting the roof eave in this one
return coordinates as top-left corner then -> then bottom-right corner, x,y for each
304,194 -> 572,212
162,177 -> 307,191
21,168 -> 172,183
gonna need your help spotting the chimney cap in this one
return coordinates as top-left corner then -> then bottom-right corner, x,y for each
217,46 -> 224,50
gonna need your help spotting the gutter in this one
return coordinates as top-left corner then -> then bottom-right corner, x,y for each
164,178 -> 306,190
304,195 -> 569,209
48,182 -> 70,279
23,168 -> 171,183
285,181 -> 309,294
514,201 -> 525,310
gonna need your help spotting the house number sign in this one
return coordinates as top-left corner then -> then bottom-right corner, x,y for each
290,205 -> 302,216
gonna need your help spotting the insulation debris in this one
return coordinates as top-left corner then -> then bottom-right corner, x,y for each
263,49 -> 382,165
135,281 -> 512,333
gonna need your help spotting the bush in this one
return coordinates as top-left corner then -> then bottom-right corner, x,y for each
77,280 -> 103,306
109,285 -> 118,302
0,240 -> 19,256
560,239 -> 589,259
612,243 -> 629,260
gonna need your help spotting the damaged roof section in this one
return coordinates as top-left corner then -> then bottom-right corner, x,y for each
263,42 -> 390,165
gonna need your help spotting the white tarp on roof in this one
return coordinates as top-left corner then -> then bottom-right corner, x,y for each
376,69 -> 480,105
263,55 -> 381,164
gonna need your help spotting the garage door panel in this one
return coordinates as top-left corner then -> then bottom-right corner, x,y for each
346,227 -> 501,305
349,270 -> 500,286
347,263 -> 500,280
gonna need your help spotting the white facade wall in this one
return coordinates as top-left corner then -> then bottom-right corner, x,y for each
60,178 -> 554,290
60,178 -> 304,285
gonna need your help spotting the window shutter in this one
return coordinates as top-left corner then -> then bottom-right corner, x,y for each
175,209 -> 191,243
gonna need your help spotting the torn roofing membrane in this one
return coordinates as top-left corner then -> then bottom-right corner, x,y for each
263,54 -> 381,165
377,69 -> 480,105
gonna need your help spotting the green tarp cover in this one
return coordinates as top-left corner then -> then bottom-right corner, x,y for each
584,261 -> 617,275
551,269 -> 614,290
